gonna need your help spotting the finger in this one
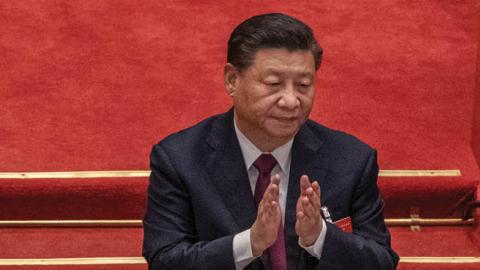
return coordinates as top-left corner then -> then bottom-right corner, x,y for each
258,194 -> 267,212
266,200 -> 275,216
258,186 -> 275,212
257,199 -> 267,219
267,201 -> 281,223
262,183 -> 279,208
295,194 -> 304,213
271,174 -> 280,185
270,174 -> 280,201
300,175 -> 311,195
270,179 -> 280,199
270,201 -> 280,216
301,195 -> 318,219
306,185 -> 321,210
271,185 -> 279,203
312,181 -> 321,198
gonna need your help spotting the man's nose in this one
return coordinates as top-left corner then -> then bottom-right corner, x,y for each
277,84 -> 300,109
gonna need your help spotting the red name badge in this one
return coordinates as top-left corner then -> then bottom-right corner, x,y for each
334,217 -> 352,233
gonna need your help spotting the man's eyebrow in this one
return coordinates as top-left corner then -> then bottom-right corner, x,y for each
261,68 -> 312,76
261,68 -> 282,75
298,72 -> 314,78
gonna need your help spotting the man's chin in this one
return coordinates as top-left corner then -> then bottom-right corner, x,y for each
266,126 -> 300,142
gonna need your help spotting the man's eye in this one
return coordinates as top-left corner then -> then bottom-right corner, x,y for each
265,82 -> 281,86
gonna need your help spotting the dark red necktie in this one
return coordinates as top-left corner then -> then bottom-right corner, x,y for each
253,154 -> 287,270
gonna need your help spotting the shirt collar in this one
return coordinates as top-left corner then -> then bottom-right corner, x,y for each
234,118 -> 293,174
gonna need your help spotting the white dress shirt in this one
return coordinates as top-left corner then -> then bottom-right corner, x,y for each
232,119 -> 327,270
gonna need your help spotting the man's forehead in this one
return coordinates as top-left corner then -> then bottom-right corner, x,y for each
249,48 -> 316,74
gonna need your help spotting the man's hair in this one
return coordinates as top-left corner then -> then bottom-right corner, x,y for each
227,13 -> 323,71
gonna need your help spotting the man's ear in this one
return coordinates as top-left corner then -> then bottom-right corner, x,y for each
224,63 -> 239,97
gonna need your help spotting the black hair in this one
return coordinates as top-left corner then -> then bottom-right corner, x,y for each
227,13 -> 323,71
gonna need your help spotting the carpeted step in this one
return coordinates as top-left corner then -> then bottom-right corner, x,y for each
391,227 -> 480,257
379,176 -> 478,219
392,226 -> 480,270
0,175 -> 477,220
0,178 -> 147,220
0,227 -> 146,268
1,226 -> 479,270
0,228 -> 143,258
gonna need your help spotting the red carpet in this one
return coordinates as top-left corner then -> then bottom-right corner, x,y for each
0,1 -> 479,174
1,1 -> 479,269
0,228 -> 142,258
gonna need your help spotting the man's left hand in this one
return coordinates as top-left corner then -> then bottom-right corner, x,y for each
295,174 -> 323,246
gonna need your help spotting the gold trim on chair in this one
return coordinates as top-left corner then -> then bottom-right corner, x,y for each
0,169 -> 461,179
0,257 -> 147,266
0,171 -> 150,179
379,170 -> 461,177
0,220 -> 143,227
400,257 -> 480,263
0,217 -> 474,227
385,218 -> 475,226
0,256 -> 479,265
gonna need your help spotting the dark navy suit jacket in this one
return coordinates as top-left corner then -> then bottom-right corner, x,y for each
143,110 -> 399,270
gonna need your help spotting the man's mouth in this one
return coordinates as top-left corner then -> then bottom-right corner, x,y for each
272,116 -> 298,123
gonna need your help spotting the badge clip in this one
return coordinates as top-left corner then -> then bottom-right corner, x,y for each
320,206 -> 333,223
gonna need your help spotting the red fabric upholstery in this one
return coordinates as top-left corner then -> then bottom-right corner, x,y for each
0,176 -> 476,219
0,178 -> 147,220
379,177 -> 478,218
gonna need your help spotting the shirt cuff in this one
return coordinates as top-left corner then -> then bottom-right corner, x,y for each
233,229 -> 257,270
298,219 -> 327,259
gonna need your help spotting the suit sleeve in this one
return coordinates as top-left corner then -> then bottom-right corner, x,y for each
142,144 -> 236,270
309,149 -> 399,270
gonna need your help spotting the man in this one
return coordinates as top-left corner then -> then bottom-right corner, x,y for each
143,13 -> 399,270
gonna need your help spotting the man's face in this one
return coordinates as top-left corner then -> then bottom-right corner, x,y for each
226,48 -> 316,149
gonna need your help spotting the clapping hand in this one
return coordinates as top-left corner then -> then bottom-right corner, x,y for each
295,175 -> 323,246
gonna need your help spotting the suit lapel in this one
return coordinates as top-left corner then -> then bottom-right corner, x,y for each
285,123 -> 328,269
206,110 -> 257,232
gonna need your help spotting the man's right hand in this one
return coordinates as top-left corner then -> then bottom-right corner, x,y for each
250,174 -> 281,257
